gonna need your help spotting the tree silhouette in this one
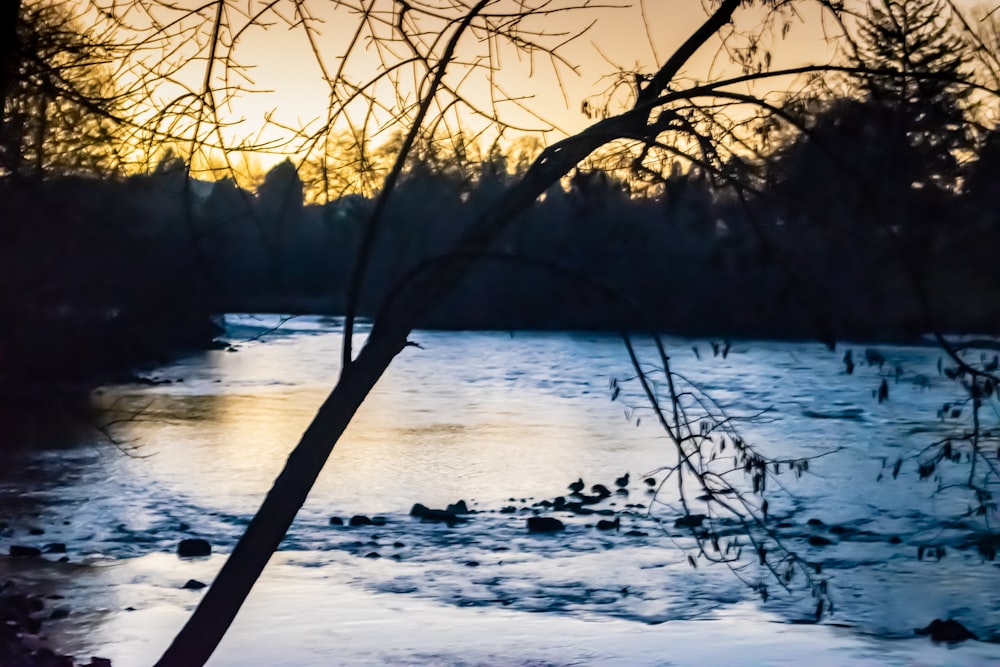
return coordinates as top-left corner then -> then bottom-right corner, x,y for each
1,1 -> 125,177
852,0 -> 973,189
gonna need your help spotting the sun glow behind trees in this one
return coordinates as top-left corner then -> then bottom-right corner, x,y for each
48,0 -> 850,191
15,0 -> 986,197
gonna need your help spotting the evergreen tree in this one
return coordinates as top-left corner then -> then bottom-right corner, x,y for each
852,0 -> 972,188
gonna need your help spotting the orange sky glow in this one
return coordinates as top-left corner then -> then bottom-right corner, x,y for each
88,0 -> 993,178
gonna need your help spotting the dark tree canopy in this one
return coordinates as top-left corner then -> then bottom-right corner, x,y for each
1,1 -> 124,178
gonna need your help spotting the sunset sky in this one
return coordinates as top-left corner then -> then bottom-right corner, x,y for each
113,0 -> 991,172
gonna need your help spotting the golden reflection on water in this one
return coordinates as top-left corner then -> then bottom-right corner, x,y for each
97,334 -> 637,516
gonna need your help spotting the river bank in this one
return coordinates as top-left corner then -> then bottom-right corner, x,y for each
0,576 -> 112,667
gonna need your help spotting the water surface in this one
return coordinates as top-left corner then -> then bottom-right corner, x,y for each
1,315 -> 997,664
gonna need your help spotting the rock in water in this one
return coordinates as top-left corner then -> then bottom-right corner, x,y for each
177,538 -> 211,557
447,500 -> 470,514
182,579 -> 207,590
527,517 -> 564,533
409,503 -> 466,523
674,514 -> 706,529
349,515 -> 373,527
9,545 -> 42,558
596,517 -> 620,531
917,619 -> 977,643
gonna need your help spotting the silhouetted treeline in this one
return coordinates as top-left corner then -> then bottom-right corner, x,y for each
3,110 -> 998,393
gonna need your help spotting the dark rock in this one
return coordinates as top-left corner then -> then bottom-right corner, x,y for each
644,477 -> 657,486
370,516 -> 387,526
808,535 -> 834,547
177,538 -> 211,557
674,514 -> 706,529
596,517 -> 620,531
591,484 -> 611,498
447,500 -> 469,514
329,516 -> 344,526
87,659 -> 113,667
565,502 -> 594,515
42,543 -> 67,554
9,545 -> 42,558
917,619 -> 977,643
527,517 -> 564,533
49,607 -> 70,620
28,527 -> 44,535
594,509 -> 615,516
888,536 -> 902,544
464,560 -> 480,567
364,552 -> 381,559
807,518 -> 825,527
410,503 -> 466,523
625,530 -> 648,537
393,542 -> 405,548
499,506 -> 517,514
3,592 -> 31,615
349,515 -> 373,527
178,522 -> 190,531
43,651 -> 75,667
829,525 -> 849,534
182,579 -> 207,590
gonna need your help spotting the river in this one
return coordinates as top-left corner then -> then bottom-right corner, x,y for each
1,314 -> 998,665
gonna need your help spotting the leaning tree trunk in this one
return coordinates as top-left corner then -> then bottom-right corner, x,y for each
155,2 -> 742,662
154,325 -> 408,665
154,125 -> 611,667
